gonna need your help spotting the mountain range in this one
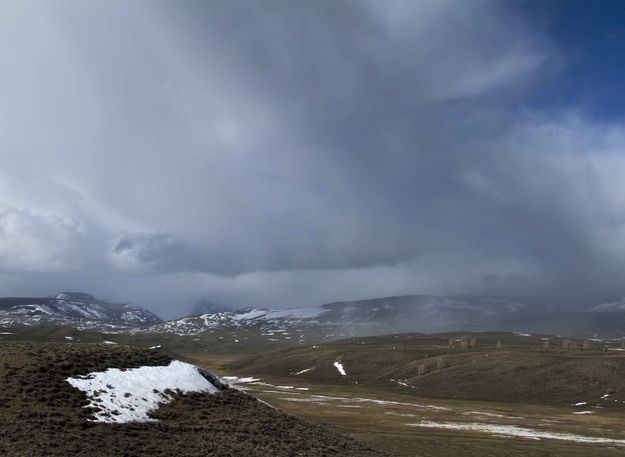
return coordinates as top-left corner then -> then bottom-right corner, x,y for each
3,292 -> 625,339
0,292 -> 162,332
149,295 -> 625,339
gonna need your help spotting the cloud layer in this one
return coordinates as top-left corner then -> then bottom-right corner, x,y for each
1,1 -> 624,316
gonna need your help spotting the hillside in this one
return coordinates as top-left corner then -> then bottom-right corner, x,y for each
227,332 -> 625,407
0,342 -> 387,457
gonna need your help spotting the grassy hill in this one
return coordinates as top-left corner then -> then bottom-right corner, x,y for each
0,324 -> 309,355
0,342 -> 387,457
227,332 -> 625,407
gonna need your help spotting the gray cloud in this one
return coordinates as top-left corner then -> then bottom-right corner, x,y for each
0,0 -> 624,317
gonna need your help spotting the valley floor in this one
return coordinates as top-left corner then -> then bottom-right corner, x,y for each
191,353 -> 625,457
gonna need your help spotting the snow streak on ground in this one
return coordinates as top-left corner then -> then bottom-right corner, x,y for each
406,421 -> 625,446
271,392 -> 451,411
229,375 -> 625,450
333,361 -> 347,376
67,361 -> 219,423
462,411 -> 522,420
223,376 -> 261,384
293,368 -> 313,375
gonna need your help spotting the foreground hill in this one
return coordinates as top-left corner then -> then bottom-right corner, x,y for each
227,332 -> 625,407
0,292 -> 162,331
0,342 -> 386,457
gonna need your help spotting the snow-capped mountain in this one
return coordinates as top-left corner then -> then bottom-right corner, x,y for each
589,298 -> 625,312
144,295 -> 543,336
149,306 -> 326,335
0,292 -> 162,331
143,294 -> 625,339
5,292 -> 625,339
189,300 -> 231,316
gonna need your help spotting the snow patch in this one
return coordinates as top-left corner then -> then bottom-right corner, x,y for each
271,385 -> 310,391
223,376 -> 261,385
293,368 -> 313,375
406,421 -> 625,446
333,361 -> 347,376
67,360 -> 219,423
462,411 -> 523,420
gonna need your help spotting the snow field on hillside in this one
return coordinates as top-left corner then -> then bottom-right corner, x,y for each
67,360 -> 220,423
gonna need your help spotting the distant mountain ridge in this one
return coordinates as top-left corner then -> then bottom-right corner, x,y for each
4,292 -> 625,339
0,292 -> 162,331
145,294 -> 625,339
190,300 -> 231,316
590,297 -> 625,312
146,295 -> 545,337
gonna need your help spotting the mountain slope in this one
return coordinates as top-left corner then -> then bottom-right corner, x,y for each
0,292 -> 161,331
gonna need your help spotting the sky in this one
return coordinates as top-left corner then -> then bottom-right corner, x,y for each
2,0 -> 625,318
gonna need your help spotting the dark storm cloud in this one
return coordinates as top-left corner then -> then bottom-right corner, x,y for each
1,0 -> 625,316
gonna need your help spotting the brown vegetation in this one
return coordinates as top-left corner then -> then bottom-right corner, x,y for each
0,342 -> 388,457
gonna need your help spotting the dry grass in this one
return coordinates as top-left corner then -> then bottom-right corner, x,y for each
226,332 -> 625,407
0,342 -> 388,457
189,345 -> 625,457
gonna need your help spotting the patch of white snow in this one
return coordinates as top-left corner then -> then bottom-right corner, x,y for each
293,368 -> 313,375
406,421 -> 625,446
67,360 -> 219,423
334,361 -> 347,376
